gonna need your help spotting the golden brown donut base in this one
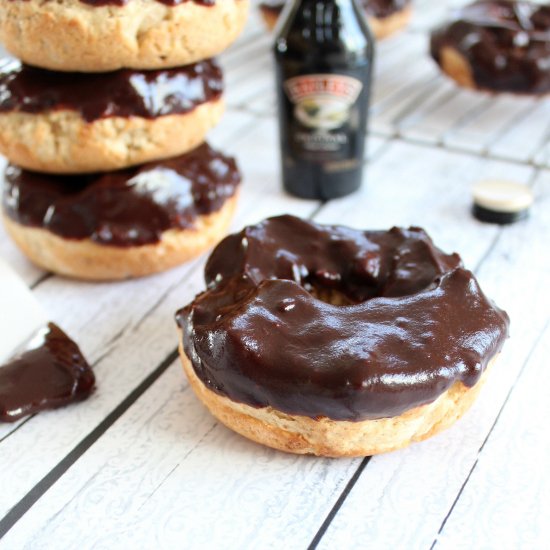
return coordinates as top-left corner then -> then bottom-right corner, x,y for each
179,339 -> 495,457
2,194 -> 238,280
436,46 -> 477,90
0,99 -> 224,175
434,45 -> 550,97
260,4 -> 412,40
0,0 -> 249,72
368,5 -> 413,40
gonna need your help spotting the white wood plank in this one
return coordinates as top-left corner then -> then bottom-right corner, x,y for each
488,100 -> 550,163
1,361 -> 361,550
432,169 -> 550,549
533,135 -> 550,169
0,258 -> 47,364
371,71 -> 438,136
398,80 -> 457,134
221,32 -> 273,109
0,221 -> 45,288
311,170 -> 550,550
436,323 -> 550,550
372,34 -> 429,108
409,0 -> 468,33
370,34 -> 441,136
443,95 -> 536,154
400,89 -> 490,145
1,146 -> 541,550
222,37 -> 265,73
0,114 -> 319,520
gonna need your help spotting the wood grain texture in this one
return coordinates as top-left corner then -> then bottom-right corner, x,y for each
3,144 -> 546,550
436,324 -> 550,550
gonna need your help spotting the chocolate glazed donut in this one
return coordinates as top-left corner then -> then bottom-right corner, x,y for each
176,216 -> 509,456
2,144 -> 241,280
0,60 -> 226,173
430,1 -> 550,94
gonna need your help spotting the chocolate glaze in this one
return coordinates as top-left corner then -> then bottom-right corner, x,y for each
430,1 -> 550,94
2,143 -> 241,248
0,60 -> 223,123
176,216 -> 510,421
0,323 -> 95,423
260,0 -> 411,19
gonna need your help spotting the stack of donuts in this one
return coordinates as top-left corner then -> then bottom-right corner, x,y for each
0,0 -> 249,280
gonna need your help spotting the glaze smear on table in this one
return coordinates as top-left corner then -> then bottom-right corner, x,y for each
0,323 -> 95,423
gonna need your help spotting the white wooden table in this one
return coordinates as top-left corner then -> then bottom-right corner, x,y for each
1,1 -> 549,548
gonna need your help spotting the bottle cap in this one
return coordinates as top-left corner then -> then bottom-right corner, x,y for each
472,179 -> 534,225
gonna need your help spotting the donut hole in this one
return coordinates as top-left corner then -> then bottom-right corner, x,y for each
308,286 -> 356,307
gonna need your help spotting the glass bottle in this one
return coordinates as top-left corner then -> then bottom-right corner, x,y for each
274,0 -> 375,199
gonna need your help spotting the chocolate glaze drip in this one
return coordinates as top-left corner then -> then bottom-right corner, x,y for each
430,0 -> 550,94
176,216 -> 510,422
2,143 -> 241,248
0,60 -> 223,123
0,323 -> 95,423
260,0 -> 411,19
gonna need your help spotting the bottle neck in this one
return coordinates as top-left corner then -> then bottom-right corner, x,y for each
285,0 -> 358,22
276,0 -> 373,64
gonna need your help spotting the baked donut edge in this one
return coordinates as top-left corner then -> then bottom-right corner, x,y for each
179,338 -> 496,457
2,193 -> 239,280
0,99 -> 225,174
433,45 -> 477,91
0,0 -> 250,72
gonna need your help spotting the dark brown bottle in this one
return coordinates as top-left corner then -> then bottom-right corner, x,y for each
274,0 -> 374,200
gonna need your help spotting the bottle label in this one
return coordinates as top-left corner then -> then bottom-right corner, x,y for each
284,73 -> 362,136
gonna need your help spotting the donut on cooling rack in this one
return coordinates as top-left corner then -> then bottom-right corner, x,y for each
259,0 -> 412,39
0,60 -> 225,174
430,0 -> 550,95
0,0 -> 249,72
176,215 -> 509,457
2,143 -> 241,280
